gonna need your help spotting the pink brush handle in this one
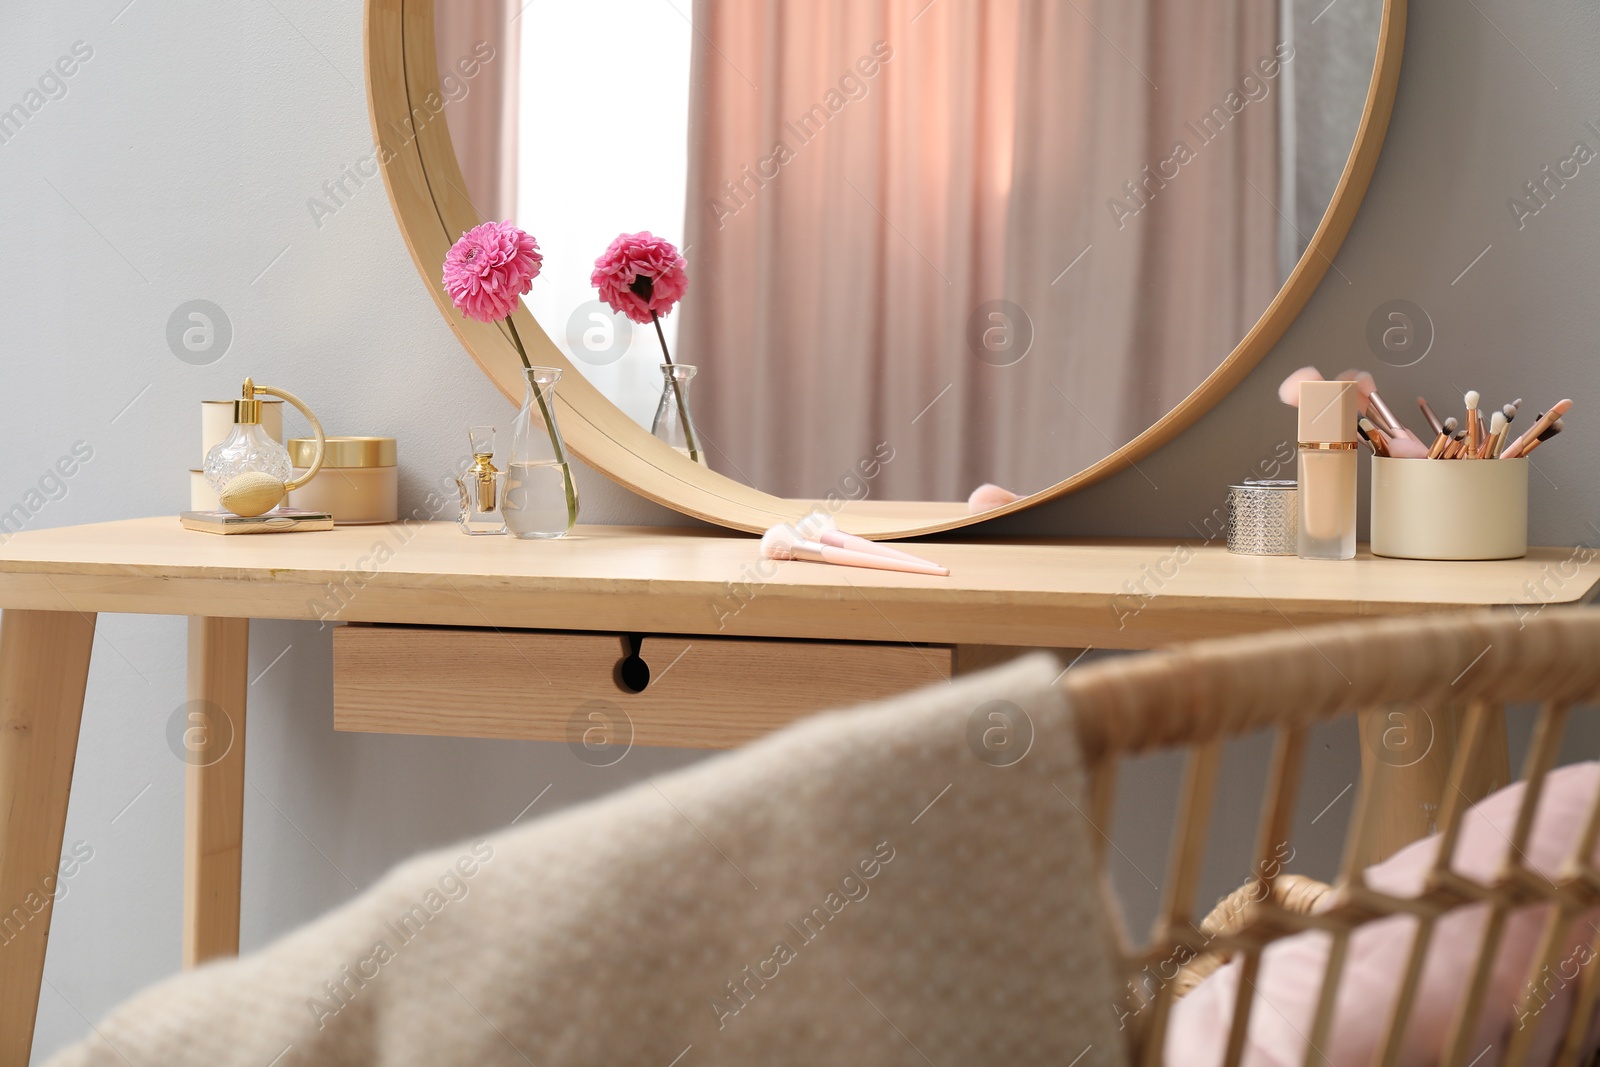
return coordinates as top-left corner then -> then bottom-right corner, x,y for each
818,544 -> 949,576
1365,388 -> 1435,453
819,529 -> 943,569
1502,399 -> 1573,458
1365,389 -> 1406,437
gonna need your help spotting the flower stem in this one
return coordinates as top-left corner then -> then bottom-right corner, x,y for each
651,310 -> 701,465
506,316 -> 578,529
499,316 -> 532,370
650,311 -> 673,367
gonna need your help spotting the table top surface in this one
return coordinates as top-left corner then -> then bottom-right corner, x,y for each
0,518 -> 1590,648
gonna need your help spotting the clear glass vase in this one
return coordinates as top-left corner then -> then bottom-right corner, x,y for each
503,367 -> 579,539
651,363 -> 707,466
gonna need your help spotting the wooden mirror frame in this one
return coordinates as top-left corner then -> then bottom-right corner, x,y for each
364,0 -> 1406,538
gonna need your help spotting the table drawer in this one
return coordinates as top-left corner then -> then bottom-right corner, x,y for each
333,625 -> 953,750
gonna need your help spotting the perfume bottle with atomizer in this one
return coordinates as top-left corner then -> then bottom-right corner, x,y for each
203,378 -> 325,517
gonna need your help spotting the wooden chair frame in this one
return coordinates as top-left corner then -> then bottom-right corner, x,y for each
1062,609 -> 1600,1067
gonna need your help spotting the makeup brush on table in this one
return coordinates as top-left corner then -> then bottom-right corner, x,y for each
793,510 -> 946,571
761,524 -> 950,576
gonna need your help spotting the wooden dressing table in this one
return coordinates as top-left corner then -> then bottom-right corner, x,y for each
2,516 -> 1592,1063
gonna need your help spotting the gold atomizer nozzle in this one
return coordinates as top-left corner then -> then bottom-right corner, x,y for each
233,377 -> 262,424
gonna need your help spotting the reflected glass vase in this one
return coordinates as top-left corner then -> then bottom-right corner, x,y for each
502,367 -> 579,539
651,363 -> 707,467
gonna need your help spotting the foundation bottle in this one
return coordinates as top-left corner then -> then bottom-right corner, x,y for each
1297,380 -> 1357,560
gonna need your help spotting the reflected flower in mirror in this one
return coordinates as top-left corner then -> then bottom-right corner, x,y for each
590,231 -> 688,325
593,232 -> 701,464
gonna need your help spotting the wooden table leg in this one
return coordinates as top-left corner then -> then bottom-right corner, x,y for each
0,608 -> 95,1067
1357,700 -> 1510,866
183,617 -> 249,968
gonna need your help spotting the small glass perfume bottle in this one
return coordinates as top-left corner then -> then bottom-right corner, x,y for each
456,425 -> 505,535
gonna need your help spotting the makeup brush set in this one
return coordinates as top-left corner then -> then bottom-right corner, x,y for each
1279,366 -> 1573,461
1368,391 -> 1570,461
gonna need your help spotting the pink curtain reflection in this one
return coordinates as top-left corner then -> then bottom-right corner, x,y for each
436,0 -> 520,223
679,0 -> 1280,501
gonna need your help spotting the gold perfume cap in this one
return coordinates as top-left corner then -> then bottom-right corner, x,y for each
234,378 -> 262,425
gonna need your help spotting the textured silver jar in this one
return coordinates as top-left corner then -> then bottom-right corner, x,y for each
1227,479 -> 1298,555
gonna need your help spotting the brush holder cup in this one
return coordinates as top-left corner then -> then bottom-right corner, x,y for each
1370,456 -> 1528,560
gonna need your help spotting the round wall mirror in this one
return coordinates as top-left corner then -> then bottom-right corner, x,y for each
365,0 -> 1404,536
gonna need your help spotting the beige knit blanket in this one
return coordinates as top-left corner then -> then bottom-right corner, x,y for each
47,654 -> 1125,1067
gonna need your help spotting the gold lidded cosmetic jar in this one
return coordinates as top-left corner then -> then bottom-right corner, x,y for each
285,436 -> 398,524
1227,479 -> 1298,555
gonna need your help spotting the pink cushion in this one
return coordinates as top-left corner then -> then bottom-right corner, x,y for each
1168,762 -> 1600,1066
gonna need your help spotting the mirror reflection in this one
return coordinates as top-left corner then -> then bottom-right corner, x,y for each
438,0 -> 1381,504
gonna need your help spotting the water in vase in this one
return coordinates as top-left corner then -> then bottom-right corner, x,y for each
503,460 -> 574,539
502,366 -> 578,539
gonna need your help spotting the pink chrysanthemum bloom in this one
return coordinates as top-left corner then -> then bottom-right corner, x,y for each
591,232 -> 689,324
442,221 -> 542,323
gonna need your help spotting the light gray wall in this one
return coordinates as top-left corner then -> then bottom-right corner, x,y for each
3,1 -> 1597,1060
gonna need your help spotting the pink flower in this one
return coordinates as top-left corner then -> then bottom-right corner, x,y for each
591,232 -> 689,324
442,221 -> 542,323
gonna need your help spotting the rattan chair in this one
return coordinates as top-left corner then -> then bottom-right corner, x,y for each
1060,607 -> 1600,1067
